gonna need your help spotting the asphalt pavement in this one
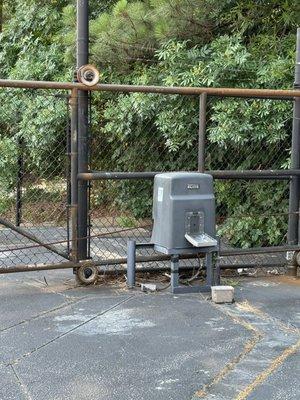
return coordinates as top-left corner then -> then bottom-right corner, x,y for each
0,270 -> 299,400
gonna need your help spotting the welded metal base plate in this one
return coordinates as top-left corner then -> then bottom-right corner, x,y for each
171,284 -> 211,294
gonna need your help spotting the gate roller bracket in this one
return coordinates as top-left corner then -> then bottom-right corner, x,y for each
77,64 -> 100,87
76,264 -> 98,285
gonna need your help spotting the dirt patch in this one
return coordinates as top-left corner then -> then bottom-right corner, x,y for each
249,275 -> 300,286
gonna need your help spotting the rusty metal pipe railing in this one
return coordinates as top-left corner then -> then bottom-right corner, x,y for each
70,88 -> 79,263
77,170 -> 300,181
76,0 -> 89,261
287,27 -> 300,277
0,247 -> 292,275
0,78 -> 298,275
0,244 -> 298,275
198,93 -> 207,172
210,170 -> 300,179
0,79 -> 299,99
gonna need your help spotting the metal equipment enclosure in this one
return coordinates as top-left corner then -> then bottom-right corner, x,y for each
152,172 -> 216,254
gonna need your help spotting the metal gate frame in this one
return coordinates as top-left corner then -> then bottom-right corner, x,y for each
0,28 -> 299,276
0,78 -> 299,275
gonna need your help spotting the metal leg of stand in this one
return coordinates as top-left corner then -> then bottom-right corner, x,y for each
214,236 -> 221,285
205,252 -> 213,287
127,240 -> 136,289
214,255 -> 221,285
171,255 -> 179,293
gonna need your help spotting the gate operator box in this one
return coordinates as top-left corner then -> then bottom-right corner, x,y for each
151,172 -> 217,254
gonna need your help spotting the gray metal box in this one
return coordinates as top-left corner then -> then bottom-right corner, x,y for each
151,172 -> 216,254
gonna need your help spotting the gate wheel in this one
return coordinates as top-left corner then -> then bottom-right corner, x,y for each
76,265 -> 98,285
77,64 -> 100,87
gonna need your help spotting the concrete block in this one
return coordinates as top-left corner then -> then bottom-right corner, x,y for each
211,286 -> 234,304
141,283 -> 157,292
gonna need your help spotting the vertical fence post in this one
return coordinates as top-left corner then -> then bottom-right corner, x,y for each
66,96 -> 71,256
77,0 -> 89,261
198,93 -> 207,172
70,88 -> 78,263
15,136 -> 23,226
87,93 -> 92,259
287,28 -> 300,276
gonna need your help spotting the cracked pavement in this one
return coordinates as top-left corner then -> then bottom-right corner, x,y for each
0,270 -> 299,400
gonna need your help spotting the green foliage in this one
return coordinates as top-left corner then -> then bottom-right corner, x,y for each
87,0 -> 299,73
0,90 -> 67,201
221,0 -> 300,37
0,137 -> 18,189
216,181 -> 288,247
113,180 -> 154,219
116,215 -> 137,228
90,0 -> 155,69
0,0 -> 70,79
0,1 -> 70,212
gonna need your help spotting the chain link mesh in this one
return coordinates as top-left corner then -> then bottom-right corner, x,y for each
0,88 -> 70,268
0,87 -> 294,272
88,92 -> 293,270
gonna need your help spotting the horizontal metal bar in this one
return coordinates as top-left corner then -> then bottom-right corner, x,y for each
78,172 -> 157,180
78,170 -> 300,181
135,243 -> 154,248
211,170 -> 300,179
221,244 -> 299,256
0,262 -> 76,274
0,244 -> 295,274
0,79 -> 299,99
96,85 -> 300,99
127,242 -> 297,256
98,262 -> 287,273
0,259 -> 287,275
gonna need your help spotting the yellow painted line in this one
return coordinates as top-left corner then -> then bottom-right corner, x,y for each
236,301 -> 300,334
194,299 -> 300,399
195,334 -> 261,398
235,338 -> 300,400
194,304 -> 263,398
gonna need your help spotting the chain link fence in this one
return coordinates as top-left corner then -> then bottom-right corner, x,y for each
0,88 -> 70,268
88,92 -> 293,271
0,84 -> 295,273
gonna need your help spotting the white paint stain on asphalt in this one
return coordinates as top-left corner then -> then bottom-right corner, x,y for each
156,378 -> 180,391
246,281 -> 279,287
54,308 -> 155,336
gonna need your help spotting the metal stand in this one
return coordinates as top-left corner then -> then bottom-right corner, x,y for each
170,255 -> 179,288
126,240 -> 220,294
170,251 -> 217,294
